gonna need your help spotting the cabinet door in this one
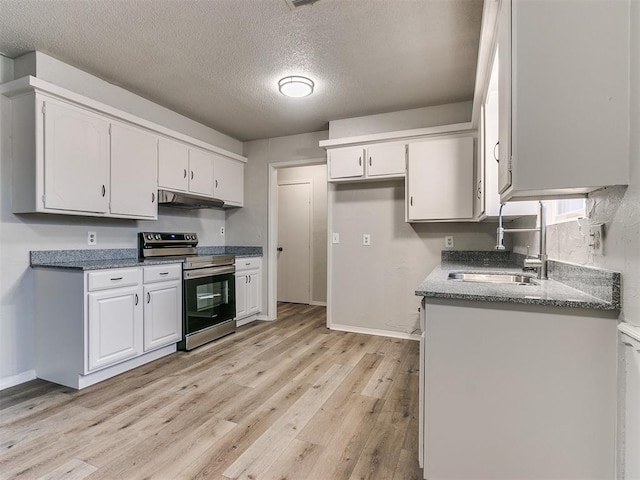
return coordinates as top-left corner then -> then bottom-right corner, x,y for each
235,273 -> 247,319
158,137 -> 189,191
214,155 -> 244,206
497,0 -> 512,194
110,122 -> 158,218
88,286 -> 143,371
143,281 -> 182,352
43,98 -> 110,213
246,270 -> 261,315
407,135 -> 474,221
366,143 -> 405,178
188,149 -> 215,196
328,147 -> 365,180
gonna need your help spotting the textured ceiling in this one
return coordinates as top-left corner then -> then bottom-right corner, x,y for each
0,0 -> 483,142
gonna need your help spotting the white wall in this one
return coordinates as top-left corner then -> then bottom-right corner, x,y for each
277,165 -> 328,304
227,131 -> 329,317
0,55 -> 231,388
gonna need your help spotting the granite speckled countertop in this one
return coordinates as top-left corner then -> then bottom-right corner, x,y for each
30,246 -> 263,271
416,251 -> 620,311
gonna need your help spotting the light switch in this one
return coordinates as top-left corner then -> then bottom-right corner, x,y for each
363,234 -> 371,246
332,233 -> 340,244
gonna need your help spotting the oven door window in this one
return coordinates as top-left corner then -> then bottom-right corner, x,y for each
184,272 -> 236,335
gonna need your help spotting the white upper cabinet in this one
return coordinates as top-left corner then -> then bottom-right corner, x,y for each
42,97 -> 110,214
2,76 -> 247,218
213,154 -> 244,207
498,0 -> 630,201
188,148 -> 215,197
327,143 -> 405,182
328,146 -> 365,180
406,134 -> 474,222
366,143 -> 406,178
110,122 -> 158,219
158,137 -> 189,192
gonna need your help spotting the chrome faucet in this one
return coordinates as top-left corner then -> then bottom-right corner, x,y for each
496,201 -> 548,280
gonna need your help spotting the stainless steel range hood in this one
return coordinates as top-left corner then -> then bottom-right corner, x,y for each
157,190 -> 224,209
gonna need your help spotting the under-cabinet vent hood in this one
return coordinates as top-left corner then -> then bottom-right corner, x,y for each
157,190 -> 224,209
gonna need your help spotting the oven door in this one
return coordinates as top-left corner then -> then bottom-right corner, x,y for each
183,270 -> 236,336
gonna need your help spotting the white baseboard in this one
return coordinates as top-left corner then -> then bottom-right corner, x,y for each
0,370 -> 37,391
310,301 -> 327,307
329,323 -> 420,341
256,314 -> 272,321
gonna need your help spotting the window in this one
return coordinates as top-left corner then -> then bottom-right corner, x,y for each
548,198 -> 587,224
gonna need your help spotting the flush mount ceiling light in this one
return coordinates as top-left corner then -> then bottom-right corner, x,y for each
278,76 -> 314,97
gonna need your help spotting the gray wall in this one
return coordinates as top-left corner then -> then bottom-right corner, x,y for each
330,181 -> 498,336
0,55 -> 232,387
277,165 -> 328,304
13,52 -> 242,155
329,101 -> 472,139
327,102 -> 496,337
226,131 -> 329,316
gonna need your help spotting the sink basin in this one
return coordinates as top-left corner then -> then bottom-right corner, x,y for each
448,272 -> 538,286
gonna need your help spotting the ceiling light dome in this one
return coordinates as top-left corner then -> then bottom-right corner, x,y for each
278,76 -> 314,97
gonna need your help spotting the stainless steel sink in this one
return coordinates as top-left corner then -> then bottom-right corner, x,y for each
447,272 -> 539,286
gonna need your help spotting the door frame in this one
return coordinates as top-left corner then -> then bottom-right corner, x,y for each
277,179 -> 313,305
267,158 -> 325,321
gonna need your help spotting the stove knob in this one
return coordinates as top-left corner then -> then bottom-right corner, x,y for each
155,234 -> 161,240
185,235 -> 191,240
146,234 -> 153,240
192,234 -> 197,241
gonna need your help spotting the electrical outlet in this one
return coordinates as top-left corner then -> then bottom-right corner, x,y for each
220,226 -> 225,236
332,233 -> 340,244
87,231 -> 97,245
363,234 -> 371,246
445,236 -> 454,248
589,224 -> 604,255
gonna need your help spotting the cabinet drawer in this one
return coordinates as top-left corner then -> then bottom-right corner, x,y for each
88,268 -> 141,292
143,264 -> 182,283
236,257 -> 261,271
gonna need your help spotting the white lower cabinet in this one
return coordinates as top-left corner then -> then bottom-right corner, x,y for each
88,285 -> 143,371
235,257 -> 262,326
419,298 -> 618,479
34,264 -> 182,389
143,264 -> 182,352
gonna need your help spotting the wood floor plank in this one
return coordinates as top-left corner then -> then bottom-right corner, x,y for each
0,303 -> 421,480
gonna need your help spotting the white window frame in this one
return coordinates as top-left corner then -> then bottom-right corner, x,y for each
547,198 -> 587,225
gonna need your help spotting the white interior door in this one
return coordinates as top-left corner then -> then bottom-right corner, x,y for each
277,181 -> 311,304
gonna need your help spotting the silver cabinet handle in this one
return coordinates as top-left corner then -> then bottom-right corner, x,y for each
494,141 -> 500,163
369,156 -> 372,167
215,179 -> 218,188
151,192 -> 155,203
102,185 -> 106,197
245,276 -> 248,284
147,292 -> 150,303
410,196 -> 414,206
159,272 -> 169,276
183,169 -> 187,178
191,171 -> 194,180
358,156 -> 362,166
135,294 -> 139,306
110,277 -> 123,281
248,276 -> 251,283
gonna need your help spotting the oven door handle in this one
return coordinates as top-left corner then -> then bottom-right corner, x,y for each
183,266 -> 235,279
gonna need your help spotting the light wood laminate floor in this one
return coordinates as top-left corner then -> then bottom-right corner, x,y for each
1,303 -> 421,480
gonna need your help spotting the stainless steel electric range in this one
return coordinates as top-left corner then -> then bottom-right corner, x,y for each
138,232 -> 236,350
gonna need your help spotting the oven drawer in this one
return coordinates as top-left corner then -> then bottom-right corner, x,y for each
236,257 -> 261,271
87,268 -> 142,291
143,263 -> 182,283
